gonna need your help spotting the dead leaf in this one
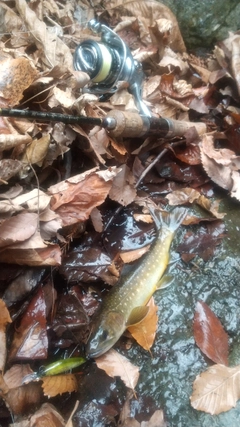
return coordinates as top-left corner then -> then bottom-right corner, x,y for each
109,0 -> 186,53
193,301 -> 229,365
41,374 -> 78,397
0,300 -> 12,370
128,297 -> 158,351
4,382 -> 42,415
28,403 -> 65,427
166,187 -> 225,219
9,286 -> 48,361
0,133 -> 32,152
0,244 -> 61,266
200,133 -> 240,200
15,0 -> 73,70
0,159 -> 23,183
95,348 -> 139,390
0,56 -> 37,106
190,364 -> 240,415
4,364 -> 34,389
0,212 -> 38,248
21,134 -> 50,166
109,165 -> 137,206
120,245 -> 150,263
49,168 -> 118,226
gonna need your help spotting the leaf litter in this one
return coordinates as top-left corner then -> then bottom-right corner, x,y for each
0,0 -> 239,425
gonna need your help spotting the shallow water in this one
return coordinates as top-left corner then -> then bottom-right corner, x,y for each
121,194 -> 240,426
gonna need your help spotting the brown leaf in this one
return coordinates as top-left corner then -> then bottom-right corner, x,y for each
15,0 -> 73,70
49,168 -> 118,226
29,403 -> 65,427
193,300 -> 229,365
0,212 -> 38,248
0,159 -> 23,183
4,364 -> 34,389
120,244 -> 150,263
166,187 -> 225,219
200,133 -> 240,200
21,134 -> 50,166
108,0 -> 186,53
190,364 -> 240,415
0,133 -> 32,152
109,165 -> 137,206
127,297 -> 158,351
0,244 -> 61,266
9,286 -> 48,361
95,348 -> 139,390
41,374 -> 78,397
0,299 -> 12,371
0,56 -> 37,106
4,381 -> 42,415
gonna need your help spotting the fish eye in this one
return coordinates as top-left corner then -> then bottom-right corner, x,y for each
101,329 -> 109,340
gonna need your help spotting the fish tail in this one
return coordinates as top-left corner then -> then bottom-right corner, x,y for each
149,206 -> 187,232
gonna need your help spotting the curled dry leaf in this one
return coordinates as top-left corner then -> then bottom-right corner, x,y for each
41,374 -> 78,397
128,297 -> 158,351
4,381 -> 42,416
190,364 -> 240,415
95,348 -> 140,390
193,300 -> 229,365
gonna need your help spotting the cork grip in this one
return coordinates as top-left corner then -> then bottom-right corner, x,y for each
107,110 -> 146,138
167,118 -> 207,137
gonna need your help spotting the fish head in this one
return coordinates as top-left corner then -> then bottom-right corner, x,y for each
86,310 -> 126,358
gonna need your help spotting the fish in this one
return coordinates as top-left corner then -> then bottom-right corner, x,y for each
86,206 -> 187,358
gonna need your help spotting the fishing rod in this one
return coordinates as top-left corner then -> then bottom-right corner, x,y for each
0,19 -> 207,139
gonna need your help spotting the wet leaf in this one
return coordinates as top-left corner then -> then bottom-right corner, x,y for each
41,374 -> 78,397
128,297 -> 158,351
9,286 -> 48,361
193,300 -> 229,365
190,364 -> 240,415
95,348 -> 140,390
0,244 -> 61,266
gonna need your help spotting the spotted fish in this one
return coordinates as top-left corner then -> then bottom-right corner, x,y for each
86,206 -> 187,358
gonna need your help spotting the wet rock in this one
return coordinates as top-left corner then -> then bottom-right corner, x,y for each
160,0 -> 240,49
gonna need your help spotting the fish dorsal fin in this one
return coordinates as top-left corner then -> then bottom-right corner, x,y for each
126,306 -> 149,326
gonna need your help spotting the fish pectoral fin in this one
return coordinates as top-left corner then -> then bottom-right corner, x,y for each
156,274 -> 174,290
126,306 -> 149,326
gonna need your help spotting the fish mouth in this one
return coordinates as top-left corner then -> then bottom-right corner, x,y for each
86,340 -> 113,359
